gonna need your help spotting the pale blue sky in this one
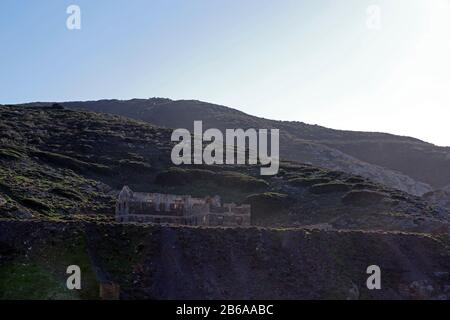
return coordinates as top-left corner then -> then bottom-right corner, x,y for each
1,0 -> 449,146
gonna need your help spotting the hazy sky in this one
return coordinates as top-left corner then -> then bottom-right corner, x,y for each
1,0 -> 449,146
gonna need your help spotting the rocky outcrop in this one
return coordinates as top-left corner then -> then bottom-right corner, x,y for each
423,187 -> 450,212
285,141 -> 433,196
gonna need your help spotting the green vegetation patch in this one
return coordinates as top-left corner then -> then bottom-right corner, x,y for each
0,147 -> 25,161
0,262 -> 77,300
0,231 -> 99,299
19,197 -> 51,212
30,150 -> 112,175
309,182 -> 351,194
50,187 -> 84,202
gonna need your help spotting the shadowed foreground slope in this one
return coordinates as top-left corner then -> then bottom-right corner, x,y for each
1,220 -> 449,300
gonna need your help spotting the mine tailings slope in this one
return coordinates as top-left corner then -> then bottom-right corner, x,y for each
0,220 -> 449,300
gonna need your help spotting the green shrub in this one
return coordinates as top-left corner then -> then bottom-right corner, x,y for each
288,177 -> 330,187
351,183 -> 379,191
345,176 -> 366,184
215,171 -> 269,191
50,187 -> 84,202
342,190 -> 389,206
20,197 -> 51,212
309,182 -> 351,194
118,159 -> 152,171
0,147 -> 25,161
321,171 -> 345,179
279,163 -> 323,174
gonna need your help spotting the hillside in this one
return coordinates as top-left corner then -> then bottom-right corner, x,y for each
29,98 -> 450,195
0,104 -> 449,300
0,104 -> 448,232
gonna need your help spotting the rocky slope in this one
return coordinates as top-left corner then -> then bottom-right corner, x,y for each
0,105 -> 448,233
23,98 -> 450,195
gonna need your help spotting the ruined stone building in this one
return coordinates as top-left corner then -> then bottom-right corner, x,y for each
116,186 -> 251,226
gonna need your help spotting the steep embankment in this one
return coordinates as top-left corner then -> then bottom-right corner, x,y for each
28,98 -> 450,194
0,220 -> 449,300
